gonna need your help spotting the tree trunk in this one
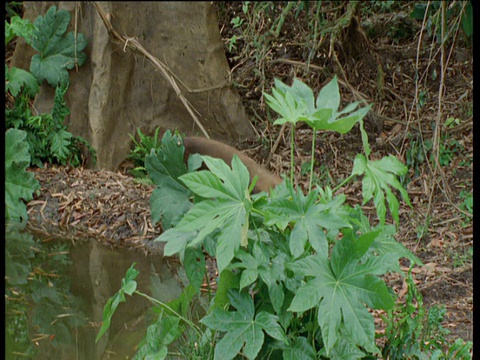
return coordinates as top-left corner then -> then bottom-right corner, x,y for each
12,2 -> 254,170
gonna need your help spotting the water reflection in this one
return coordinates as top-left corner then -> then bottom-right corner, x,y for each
5,224 -> 184,359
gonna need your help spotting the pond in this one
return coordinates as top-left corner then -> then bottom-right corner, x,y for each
5,223 -> 184,359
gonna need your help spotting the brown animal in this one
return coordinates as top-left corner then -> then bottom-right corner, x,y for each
183,136 -> 282,193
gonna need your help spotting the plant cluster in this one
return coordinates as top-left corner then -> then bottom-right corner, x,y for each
93,78 -> 472,359
382,269 -> 472,359
127,127 -> 163,178
5,6 -> 95,223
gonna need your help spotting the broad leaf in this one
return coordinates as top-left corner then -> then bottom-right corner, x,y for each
184,246 -> 206,292
5,129 -> 40,223
5,66 -> 39,97
149,185 -> 191,229
265,76 -> 371,136
6,15 -> 36,46
264,187 -> 350,259
315,76 -> 341,113
169,155 -> 251,272
31,6 -> 88,86
288,230 -> 394,356
264,81 -> 306,125
201,290 -> 287,360
352,154 -> 411,224
282,336 -> 316,360
133,312 -> 182,360
96,264 -> 139,342
146,131 -> 191,229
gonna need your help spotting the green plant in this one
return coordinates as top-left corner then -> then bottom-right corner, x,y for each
438,137 -> 465,167
30,6 -> 88,86
404,134 -> 432,183
382,269 -> 472,359
97,77 -> 425,358
96,264 -> 211,359
5,6 -> 95,169
5,14 -> 36,46
411,1 -> 472,43
5,128 -> 40,223
459,190 -> 473,215
127,127 -> 163,177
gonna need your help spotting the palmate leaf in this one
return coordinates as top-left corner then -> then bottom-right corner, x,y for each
155,154 -> 252,273
307,76 -> 372,134
282,336 -> 316,360
233,243 -> 287,314
352,154 -> 411,224
201,290 -> 288,360
265,76 -> 371,134
263,81 -> 306,125
264,186 -> 350,259
288,229 -> 395,356
133,312 -> 182,360
146,131 -> 191,229
30,6 -> 87,86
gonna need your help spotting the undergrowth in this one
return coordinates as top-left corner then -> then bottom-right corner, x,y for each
5,6 -> 95,224
96,76 -> 470,359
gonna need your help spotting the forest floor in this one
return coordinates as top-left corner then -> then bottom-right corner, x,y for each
220,2 -> 473,345
23,1 -> 472,349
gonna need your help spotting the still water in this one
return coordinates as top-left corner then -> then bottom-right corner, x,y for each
5,223 -> 184,359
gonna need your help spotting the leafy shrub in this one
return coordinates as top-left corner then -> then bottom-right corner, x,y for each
127,127 -> 163,178
97,78 -> 431,359
5,5 -> 95,169
382,269 -> 472,359
5,128 -> 40,223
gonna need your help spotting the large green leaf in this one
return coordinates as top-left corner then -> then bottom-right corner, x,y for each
5,129 -> 40,223
265,76 -> 371,134
96,264 -> 139,343
146,131 -> 191,229
282,336 -> 316,360
30,6 -> 87,86
264,82 -> 306,126
5,66 -> 39,97
352,154 -> 411,224
155,154 -> 252,272
133,312 -> 182,360
264,186 -> 350,259
201,290 -> 287,360
183,247 -> 206,292
288,229 -> 394,356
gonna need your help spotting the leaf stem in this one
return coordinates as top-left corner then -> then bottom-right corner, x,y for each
332,174 -> 354,194
309,131 -> 316,192
133,290 -> 202,334
290,124 -> 295,185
